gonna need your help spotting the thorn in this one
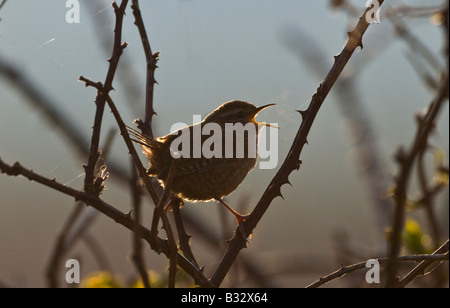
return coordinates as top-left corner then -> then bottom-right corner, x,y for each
296,160 -> 302,170
334,55 -> 339,62
296,109 -> 309,121
276,188 -> 284,200
125,209 -> 134,218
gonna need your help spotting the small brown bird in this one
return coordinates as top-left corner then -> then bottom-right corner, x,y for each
128,100 -> 274,237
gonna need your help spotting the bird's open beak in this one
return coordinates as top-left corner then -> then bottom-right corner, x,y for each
252,103 -> 279,129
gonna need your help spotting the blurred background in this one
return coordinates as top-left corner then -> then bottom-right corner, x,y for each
0,0 -> 448,287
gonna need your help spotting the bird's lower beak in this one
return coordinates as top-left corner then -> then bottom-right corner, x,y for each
252,103 -> 279,129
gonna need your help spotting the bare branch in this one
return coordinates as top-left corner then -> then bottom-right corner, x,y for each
131,0 -> 159,137
129,160 -> 151,288
396,240 -> 449,288
83,0 -> 129,195
0,157 -> 213,287
307,249 -> 449,288
386,74 -> 449,286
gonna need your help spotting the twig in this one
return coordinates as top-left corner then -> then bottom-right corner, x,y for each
417,148 -> 442,248
85,1 -> 143,115
386,74 -> 449,287
82,232 -> 113,273
162,208 -> 177,288
150,158 -> 176,238
45,129 -> 116,287
0,57 -> 130,181
172,198 -> 199,269
46,201 -> 85,288
131,0 -> 181,287
130,0 -> 159,137
147,158 -> 178,288
280,25 -> 393,249
83,0 -> 128,195
103,89 -> 180,288
130,160 -> 151,288
396,240 -> 449,288
0,0 -> 7,12
210,1 -> 386,287
306,252 -> 448,288
0,157 -> 213,287
88,85 -> 179,287
391,16 -> 443,74
0,0 -> 7,22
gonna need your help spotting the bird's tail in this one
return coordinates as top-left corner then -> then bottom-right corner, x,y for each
126,125 -> 159,149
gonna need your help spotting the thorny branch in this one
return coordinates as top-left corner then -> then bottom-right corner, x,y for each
83,1 -> 129,196
46,129 -> 116,288
385,73 -> 449,287
0,157 -> 213,287
73,1 -> 197,287
131,0 -> 159,138
210,1 -> 386,287
307,239 -> 449,288
79,76 -> 185,286
130,161 -> 151,288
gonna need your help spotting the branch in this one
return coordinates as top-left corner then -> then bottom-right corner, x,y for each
131,0 -> 159,137
0,56 -> 130,183
83,0 -> 129,195
0,157 -> 213,287
129,160 -> 151,288
386,73 -> 449,286
307,250 -> 448,288
46,127 -> 117,288
78,79 -> 186,287
0,0 -> 8,21
46,201 -> 85,288
396,239 -> 449,288
172,198 -> 199,269
210,1 -> 385,287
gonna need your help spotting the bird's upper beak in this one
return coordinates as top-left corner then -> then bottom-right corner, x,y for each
251,103 -> 278,128
255,103 -> 276,114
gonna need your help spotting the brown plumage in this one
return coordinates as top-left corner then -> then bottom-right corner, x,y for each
128,100 -> 274,236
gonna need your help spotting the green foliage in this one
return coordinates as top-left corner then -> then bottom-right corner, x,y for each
403,218 -> 433,255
